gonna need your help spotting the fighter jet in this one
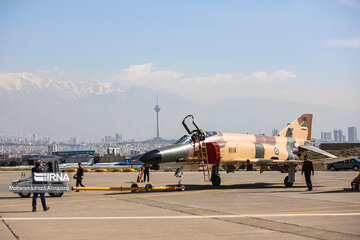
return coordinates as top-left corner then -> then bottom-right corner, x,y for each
140,114 -> 343,187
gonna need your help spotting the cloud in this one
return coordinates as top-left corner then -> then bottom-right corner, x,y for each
242,70 -> 296,83
115,63 -> 295,87
110,63 -> 297,102
340,0 -> 360,7
114,63 -> 183,88
328,38 -> 360,48
181,73 -> 241,84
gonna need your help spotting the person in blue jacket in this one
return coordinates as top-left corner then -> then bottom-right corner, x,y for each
32,161 -> 50,212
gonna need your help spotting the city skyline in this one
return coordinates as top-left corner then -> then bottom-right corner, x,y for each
2,125 -> 359,144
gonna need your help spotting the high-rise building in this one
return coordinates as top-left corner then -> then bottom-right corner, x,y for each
104,136 -> 112,143
348,127 -> 357,143
272,129 -> 279,136
48,144 -> 58,154
334,129 -> 344,143
70,137 -> 78,145
154,92 -> 161,139
321,132 -> 332,142
115,133 -> 122,143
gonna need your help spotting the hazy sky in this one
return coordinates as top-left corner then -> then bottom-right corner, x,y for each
0,0 -> 359,110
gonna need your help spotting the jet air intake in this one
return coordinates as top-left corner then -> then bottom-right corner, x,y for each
139,150 -> 162,165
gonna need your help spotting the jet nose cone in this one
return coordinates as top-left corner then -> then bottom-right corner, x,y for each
140,149 -> 162,165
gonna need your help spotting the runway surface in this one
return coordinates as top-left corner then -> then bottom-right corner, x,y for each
0,170 -> 359,240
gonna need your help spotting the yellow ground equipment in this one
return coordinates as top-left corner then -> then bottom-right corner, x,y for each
351,170 -> 360,190
95,169 -> 108,172
72,183 -> 185,193
123,168 -> 135,172
112,168 -> 123,172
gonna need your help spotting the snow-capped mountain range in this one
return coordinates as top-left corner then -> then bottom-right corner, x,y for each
0,72 -> 359,140
0,72 -> 123,98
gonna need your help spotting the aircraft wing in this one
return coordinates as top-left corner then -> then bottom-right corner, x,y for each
224,156 -> 356,172
299,145 -> 337,158
227,156 -> 356,165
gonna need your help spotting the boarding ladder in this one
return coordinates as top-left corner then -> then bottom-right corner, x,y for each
194,139 -> 210,182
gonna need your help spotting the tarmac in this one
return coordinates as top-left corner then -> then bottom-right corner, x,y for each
0,170 -> 359,240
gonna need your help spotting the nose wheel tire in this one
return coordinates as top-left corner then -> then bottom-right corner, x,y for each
211,175 -> 221,187
284,176 -> 293,188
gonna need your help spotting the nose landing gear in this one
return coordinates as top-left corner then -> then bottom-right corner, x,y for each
175,168 -> 183,185
211,165 -> 221,187
174,168 -> 185,190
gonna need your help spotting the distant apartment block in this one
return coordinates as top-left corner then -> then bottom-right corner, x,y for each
104,136 -> 113,143
334,129 -> 345,143
115,133 -> 122,143
70,136 -> 78,145
348,126 -> 358,143
107,147 -> 121,156
321,132 -> 332,142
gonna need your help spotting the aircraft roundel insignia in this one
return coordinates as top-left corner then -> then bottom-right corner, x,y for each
274,147 -> 279,155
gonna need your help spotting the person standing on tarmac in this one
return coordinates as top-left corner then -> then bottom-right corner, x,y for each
301,155 -> 314,191
32,161 -> 50,212
75,163 -> 85,192
143,164 -> 150,183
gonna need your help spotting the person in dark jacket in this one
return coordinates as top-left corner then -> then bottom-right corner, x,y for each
301,155 -> 314,191
143,164 -> 150,182
32,161 -> 50,212
75,163 -> 85,192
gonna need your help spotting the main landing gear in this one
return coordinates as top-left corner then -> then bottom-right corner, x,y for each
284,176 -> 293,188
284,164 -> 296,188
211,165 -> 221,187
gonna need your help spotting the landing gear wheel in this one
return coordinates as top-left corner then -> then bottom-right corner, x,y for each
145,184 -> 153,192
131,183 -> 138,193
330,166 -> 336,171
284,176 -> 293,188
177,184 -> 185,191
19,192 -> 31,198
211,175 -> 221,187
353,166 -> 358,171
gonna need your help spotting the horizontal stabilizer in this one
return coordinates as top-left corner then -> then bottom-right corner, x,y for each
299,145 -> 337,158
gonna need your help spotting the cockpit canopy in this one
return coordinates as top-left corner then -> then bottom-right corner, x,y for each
175,131 -> 218,145
175,135 -> 192,144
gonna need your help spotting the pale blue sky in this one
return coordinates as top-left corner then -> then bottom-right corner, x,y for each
0,0 -> 359,110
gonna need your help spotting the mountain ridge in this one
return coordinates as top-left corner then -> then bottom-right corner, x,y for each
0,74 -> 359,140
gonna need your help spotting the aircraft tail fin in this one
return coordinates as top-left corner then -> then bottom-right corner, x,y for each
278,114 -> 313,140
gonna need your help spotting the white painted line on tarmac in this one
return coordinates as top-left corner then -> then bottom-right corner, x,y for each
2,212 -> 360,221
